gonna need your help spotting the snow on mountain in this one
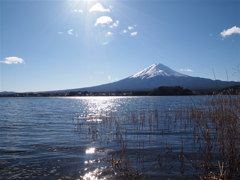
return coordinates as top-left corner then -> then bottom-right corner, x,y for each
130,63 -> 187,79
2,63 -> 239,95
41,63 -> 240,93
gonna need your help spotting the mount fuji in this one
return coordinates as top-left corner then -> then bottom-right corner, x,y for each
62,63 -> 239,93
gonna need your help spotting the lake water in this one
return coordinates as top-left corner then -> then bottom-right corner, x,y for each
0,96 -> 208,179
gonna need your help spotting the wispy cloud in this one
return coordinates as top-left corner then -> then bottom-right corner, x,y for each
72,9 -> 83,13
128,26 -> 134,30
89,3 -> 110,13
221,26 -> 240,37
122,25 -> 138,36
180,68 -> 193,72
130,32 -> 138,36
109,20 -> 119,28
122,29 -> 127,33
95,16 -> 113,26
0,56 -> 24,64
67,29 -> 78,37
67,29 -> 74,35
107,31 -> 113,36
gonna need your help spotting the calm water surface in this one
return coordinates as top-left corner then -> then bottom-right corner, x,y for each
0,96 -> 207,179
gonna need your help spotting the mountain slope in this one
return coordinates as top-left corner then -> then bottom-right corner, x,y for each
65,63 -> 239,92
1,63 -> 239,95
0,91 -> 17,95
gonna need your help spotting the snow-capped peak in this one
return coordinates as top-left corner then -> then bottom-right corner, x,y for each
130,63 -> 187,79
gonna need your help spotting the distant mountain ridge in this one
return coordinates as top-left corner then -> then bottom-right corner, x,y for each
58,63 -> 239,93
1,63 -> 239,95
0,91 -> 17,95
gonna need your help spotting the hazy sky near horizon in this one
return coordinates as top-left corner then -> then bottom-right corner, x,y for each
0,0 -> 240,92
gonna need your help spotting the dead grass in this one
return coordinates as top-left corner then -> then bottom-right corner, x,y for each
74,94 -> 240,179
187,94 -> 240,179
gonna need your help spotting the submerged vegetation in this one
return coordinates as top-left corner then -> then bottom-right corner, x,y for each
75,93 -> 240,179
1,93 -> 239,179
187,94 -> 240,179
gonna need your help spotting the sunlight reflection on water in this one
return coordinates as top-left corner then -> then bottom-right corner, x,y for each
85,147 -> 96,154
0,96 -> 208,179
80,167 -> 109,180
83,97 -> 119,113
73,97 -> 125,125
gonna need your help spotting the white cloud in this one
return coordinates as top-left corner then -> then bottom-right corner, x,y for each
72,9 -> 83,13
130,32 -> 138,36
128,26 -> 134,30
67,29 -> 78,37
67,29 -> 74,35
180,68 -> 193,72
95,16 -> 113,26
89,3 -> 110,13
123,29 -> 127,33
221,26 -> 240,37
109,20 -> 119,28
107,31 -> 113,36
0,56 -> 24,64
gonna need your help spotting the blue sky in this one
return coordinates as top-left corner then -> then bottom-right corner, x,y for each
0,0 -> 239,92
